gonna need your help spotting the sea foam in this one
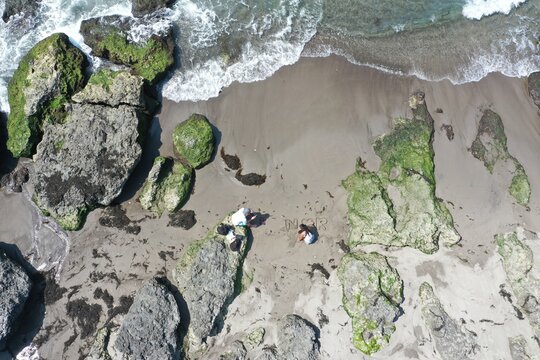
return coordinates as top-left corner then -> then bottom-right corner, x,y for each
462,0 -> 528,20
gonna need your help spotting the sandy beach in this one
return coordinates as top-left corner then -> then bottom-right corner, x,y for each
1,55 -> 540,359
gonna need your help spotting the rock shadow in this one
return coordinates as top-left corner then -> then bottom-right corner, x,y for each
0,242 -> 45,357
0,112 -> 17,177
208,122 -> 222,165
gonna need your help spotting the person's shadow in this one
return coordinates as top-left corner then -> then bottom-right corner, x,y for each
249,212 -> 270,228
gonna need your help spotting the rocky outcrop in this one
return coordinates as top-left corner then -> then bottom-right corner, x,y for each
337,252 -> 403,355
219,340 -> 247,360
6,33 -> 87,158
173,114 -> 215,169
0,163 -> 29,193
508,336 -> 538,360
131,0 -> 171,17
343,92 -> 459,254
496,232 -> 540,337
419,283 -> 478,360
528,72 -> 540,111
31,69 -> 149,230
112,277 -> 181,360
471,109 -> 531,206
173,215 -> 249,353
276,315 -> 319,360
0,250 -> 32,350
86,327 -> 112,360
139,156 -> 193,215
2,0 -> 40,23
80,15 -> 174,83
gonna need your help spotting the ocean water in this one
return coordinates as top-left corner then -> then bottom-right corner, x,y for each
0,0 -> 538,110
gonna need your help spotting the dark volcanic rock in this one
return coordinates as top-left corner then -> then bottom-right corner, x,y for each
80,15 -> 175,83
2,0 -> 40,22
528,71 -> 540,111
132,0 -> 171,17
0,163 -> 29,193
0,250 -> 32,349
113,277 -> 181,360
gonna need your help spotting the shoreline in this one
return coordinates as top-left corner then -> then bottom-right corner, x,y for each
2,55 -> 540,359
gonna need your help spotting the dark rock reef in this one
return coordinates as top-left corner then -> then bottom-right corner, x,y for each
131,0 -> 172,17
2,0 -> 41,23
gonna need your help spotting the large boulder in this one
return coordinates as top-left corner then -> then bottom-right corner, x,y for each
173,114 -> 215,169
276,315 -> 319,360
139,156 -> 193,215
6,33 -> 87,158
343,93 -> 459,254
496,232 -> 540,337
33,103 -> 146,230
112,278 -> 181,360
337,252 -> 403,355
173,215 -> 249,353
528,72 -> 540,111
131,0 -> 171,17
419,283 -> 478,359
2,0 -> 40,23
470,109 -> 531,206
80,15 -> 174,83
0,250 -> 32,349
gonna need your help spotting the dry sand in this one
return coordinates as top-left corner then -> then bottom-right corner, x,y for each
1,55 -> 540,359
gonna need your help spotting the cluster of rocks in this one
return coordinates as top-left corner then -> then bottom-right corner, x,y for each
343,92 -> 460,254
0,250 -> 32,352
139,113 -> 215,215
470,109 -> 531,206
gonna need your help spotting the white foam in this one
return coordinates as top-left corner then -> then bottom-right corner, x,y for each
15,344 -> 40,360
462,0 -> 528,20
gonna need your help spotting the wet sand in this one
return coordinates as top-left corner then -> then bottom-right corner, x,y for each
1,55 -> 540,359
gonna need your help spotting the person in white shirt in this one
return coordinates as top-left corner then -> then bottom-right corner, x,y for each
297,224 -> 316,244
231,207 -> 257,227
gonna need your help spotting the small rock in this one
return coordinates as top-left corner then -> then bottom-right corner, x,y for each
113,277 -> 181,360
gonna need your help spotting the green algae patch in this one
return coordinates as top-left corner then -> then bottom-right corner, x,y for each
496,231 -> 540,337
173,114 -> 215,169
139,156 -> 193,215
343,92 -> 459,254
338,252 -> 403,355
87,68 -> 121,90
509,163 -> 531,207
470,109 -> 531,206
7,33 -> 87,158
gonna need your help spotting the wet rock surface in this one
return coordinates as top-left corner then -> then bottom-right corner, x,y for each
80,15 -> 174,83
419,282 -> 478,360
0,250 -> 32,349
496,231 -> 540,337
343,93 -> 459,254
139,156 -> 193,215
173,215 -> 248,353
2,0 -> 41,23
112,277 -> 181,360
528,72 -> 540,111
131,0 -> 171,17
337,252 -> 403,355
173,114 -> 215,169
471,109 -> 531,206
0,163 -> 29,193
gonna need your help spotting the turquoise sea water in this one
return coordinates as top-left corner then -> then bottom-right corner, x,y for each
0,0 -> 538,108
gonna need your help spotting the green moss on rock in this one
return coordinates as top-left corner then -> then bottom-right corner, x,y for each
343,93 -> 459,254
139,156 -> 193,215
7,33 -> 87,158
338,252 -> 403,355
173,114 -> 215,169
509,163 -> 531,206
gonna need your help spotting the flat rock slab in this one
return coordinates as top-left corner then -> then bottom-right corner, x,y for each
0,250 -> 32,349
113,278 -> 181,360
33,103 -> 145,230
419,282 -> 478,360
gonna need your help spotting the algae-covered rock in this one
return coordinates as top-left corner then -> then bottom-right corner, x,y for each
173,114 -> 215,169
86,327 -> 112,360
113,277 -> 181,360
496,231 -> 540,337
32,103 -> 146,230
132,0 -> 171,17
343,93 -> 459,254
2,0 -> 40,23
337,252 -> 403,355
0,250 -> 32,349
139,156 -> 193,215
72,69 -> 147,108
470,109 -> 531,206
80,15 -> 174,83
172,215 -> 249,353
528,72 -> 540,111
419,282 -> 478,360
245,327 -> 265,350
6,33 -> 87,158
